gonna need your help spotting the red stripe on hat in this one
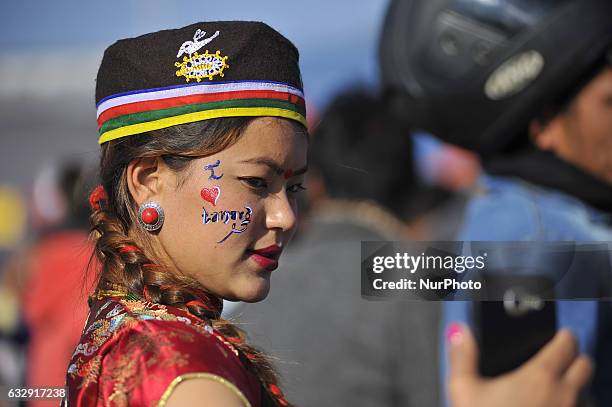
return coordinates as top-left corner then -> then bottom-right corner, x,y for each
97,90 -> 305,128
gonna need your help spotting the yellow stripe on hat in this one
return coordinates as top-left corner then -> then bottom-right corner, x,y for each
98,107 -> 307,144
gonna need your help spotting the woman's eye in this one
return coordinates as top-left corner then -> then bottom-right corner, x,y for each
240,177 -> 268,190
287,183 -> 306,194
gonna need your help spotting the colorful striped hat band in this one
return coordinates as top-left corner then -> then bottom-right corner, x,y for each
96,80 -> 306,144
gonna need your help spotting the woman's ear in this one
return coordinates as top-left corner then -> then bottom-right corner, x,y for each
126,157 -> 168,206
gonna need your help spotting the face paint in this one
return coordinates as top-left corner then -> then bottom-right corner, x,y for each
283,168 -> 294,179
200,206 -> 253,243
202,205 -> 253,243
204,160 -> 224,180
200,186 -> 221,206
202,206 -> 252,224
217,207 -> 253,244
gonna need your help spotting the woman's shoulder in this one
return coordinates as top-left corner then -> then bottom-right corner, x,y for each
65,295 -> 260,406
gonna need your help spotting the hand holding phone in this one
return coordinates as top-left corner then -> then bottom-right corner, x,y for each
447,324 -> 592,407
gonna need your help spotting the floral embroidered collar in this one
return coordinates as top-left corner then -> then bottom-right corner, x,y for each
91,284 -> 223,319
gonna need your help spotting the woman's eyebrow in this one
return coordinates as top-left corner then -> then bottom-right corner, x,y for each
291,166 -> 308,177
239,158 -> 308,176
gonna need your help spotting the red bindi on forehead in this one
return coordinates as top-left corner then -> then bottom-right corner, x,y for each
283,169 -> 294,179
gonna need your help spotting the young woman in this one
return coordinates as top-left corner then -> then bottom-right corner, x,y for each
64,21 -> 308,407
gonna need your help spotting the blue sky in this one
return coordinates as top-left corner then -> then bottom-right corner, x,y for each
0,0 -> 390,108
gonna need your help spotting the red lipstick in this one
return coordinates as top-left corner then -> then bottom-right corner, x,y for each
248,244 -> 282,271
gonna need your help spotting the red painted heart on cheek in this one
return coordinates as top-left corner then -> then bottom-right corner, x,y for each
200,186 -> 221,206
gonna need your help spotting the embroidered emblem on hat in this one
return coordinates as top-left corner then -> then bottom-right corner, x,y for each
175,29 -> 229,82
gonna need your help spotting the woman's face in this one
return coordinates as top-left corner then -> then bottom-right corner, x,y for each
156,117 -> 308,302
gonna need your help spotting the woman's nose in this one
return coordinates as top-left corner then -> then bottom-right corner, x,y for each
265,191 -> 297,232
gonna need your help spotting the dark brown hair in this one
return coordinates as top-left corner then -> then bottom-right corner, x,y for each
90,117 -> 294,407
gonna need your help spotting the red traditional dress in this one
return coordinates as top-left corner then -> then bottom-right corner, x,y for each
63,291 -> 261,406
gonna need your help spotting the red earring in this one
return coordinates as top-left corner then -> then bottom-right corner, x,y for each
138,202 -> 164,232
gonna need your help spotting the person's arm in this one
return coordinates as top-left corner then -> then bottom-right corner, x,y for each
164,378 -> 248,407
78,319 -> 259,407
447,324 -> 592,407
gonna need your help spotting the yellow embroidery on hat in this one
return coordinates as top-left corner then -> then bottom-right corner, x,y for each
175,50 -> 229,82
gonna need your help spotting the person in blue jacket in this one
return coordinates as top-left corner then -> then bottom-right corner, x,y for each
380,0 -> 612,405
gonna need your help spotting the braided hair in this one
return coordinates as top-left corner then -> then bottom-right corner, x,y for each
89,118 -> 292,407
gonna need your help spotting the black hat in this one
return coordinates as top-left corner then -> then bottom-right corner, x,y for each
96,21 -> 306,144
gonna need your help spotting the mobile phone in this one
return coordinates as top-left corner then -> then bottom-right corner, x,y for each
474,274 -> 557,377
